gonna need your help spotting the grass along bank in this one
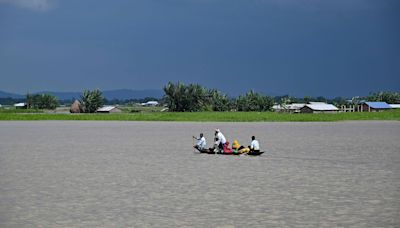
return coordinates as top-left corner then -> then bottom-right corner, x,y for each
0,109 -> 399,121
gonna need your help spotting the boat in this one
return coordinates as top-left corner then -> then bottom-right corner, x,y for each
195,148 -> 264,156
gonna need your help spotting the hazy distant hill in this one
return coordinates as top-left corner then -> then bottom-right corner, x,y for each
102,89 -> 163,100
0,89 -> 164,100
0,91 -> 24,99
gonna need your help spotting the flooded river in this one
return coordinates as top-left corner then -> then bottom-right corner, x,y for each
0,121 -> 399,227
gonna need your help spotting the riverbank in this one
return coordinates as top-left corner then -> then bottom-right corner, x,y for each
0,110 -> 399,121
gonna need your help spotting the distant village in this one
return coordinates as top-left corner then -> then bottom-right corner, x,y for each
1,84 -> 399,114
77,101 -> 399,114
3,97 -> 400,114
273,101 -> 400,114
8,99 -> 161,114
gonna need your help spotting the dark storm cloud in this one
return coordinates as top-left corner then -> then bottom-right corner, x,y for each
0,0 -> 399,97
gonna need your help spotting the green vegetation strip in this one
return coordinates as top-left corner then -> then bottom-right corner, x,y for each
0,110 -> 399,122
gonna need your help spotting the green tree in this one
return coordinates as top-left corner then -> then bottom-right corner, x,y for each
315,96 -> 327,102
164,82 -> 275,112
208,89 -> 232,111
366,91 -> 400,104
163,82 -> 209,112
332,97 -> 349,107
303,96 -> 311,103
235,90 -> 274,111
26,93 -> 58,110
80,89 -> 104,113
350,96 -> 362,105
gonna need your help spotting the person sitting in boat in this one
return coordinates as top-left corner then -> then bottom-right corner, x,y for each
223,141 -> 233,154
193,133 -> 206,151
210,136 -> 219,153
249,136 -> 260,152
215,129 -> 227,153
232,140 -> 245,154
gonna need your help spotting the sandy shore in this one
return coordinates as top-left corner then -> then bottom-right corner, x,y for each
0,121 -> 399,227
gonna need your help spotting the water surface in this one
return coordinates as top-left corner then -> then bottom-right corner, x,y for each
0,121 -> 399,227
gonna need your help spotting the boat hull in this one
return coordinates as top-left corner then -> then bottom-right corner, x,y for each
195,148 -> 264,156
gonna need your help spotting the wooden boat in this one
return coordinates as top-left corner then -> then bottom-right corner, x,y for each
195,148 -> 264,156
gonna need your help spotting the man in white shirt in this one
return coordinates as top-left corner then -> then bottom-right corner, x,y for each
250,136 -> 260,152
193,133 -> 206,150
215,129 -> 227,153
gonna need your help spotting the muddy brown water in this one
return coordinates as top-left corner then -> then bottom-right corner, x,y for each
0,121 -> 399,227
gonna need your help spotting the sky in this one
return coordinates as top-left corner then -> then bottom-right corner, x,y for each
0,0 -> 399,97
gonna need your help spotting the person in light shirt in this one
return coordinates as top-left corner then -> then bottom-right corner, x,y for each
193,133 -> 206,150
250,136 -> 260,152
215,129 -> 227,153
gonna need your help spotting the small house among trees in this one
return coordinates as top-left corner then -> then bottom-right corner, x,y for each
141,101 -> 159,106
96,106 -> 122,113
273,103 -> 306,113
14,103 -> 27,109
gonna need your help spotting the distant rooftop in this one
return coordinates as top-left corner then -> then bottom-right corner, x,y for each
364,102 -> 391,109
305,103 -> 339,111
97,106 -> 118,112
14,103 -> 26,107
141,101 -> 159,106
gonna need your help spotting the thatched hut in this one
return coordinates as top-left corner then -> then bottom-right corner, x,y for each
70,100 -> 83,113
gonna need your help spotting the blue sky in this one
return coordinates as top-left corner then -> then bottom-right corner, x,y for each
0,0 -> 399,97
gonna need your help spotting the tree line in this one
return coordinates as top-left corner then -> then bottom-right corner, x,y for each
163,82 -> 400,112
27,94 -> 58,109
23,90 -> 104,112
163,82 -> 274,112
1,85 -> 399,112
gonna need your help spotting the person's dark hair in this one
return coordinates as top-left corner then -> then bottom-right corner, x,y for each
200,133 -> 203,137
252,136 -> 255,140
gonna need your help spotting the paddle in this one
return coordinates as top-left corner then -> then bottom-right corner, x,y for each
192,136 -> 195,153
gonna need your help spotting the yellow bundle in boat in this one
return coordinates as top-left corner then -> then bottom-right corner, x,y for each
232,140 -> 241,150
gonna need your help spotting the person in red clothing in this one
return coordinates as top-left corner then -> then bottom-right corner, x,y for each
223,141 -> 233,154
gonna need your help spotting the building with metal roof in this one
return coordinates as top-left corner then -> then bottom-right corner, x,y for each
141,101 -> 159,106
361,102 -> 391,112
300,103 -> 339,114
14,103 -> 27,109
389,104 -> 400,109
273,103 -> 306,113
96,106 -> 122,113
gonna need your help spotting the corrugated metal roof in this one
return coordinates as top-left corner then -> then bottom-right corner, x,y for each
288,103 -> 306,109
97,106 -> 117,112
141,101 -> 159,106
14,103 -> 26,107
272,105 -> 282,110
389,104 -> 400,108
305,103 -> 339,111
273,104 -> 305,110
364,102 -> 391,109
